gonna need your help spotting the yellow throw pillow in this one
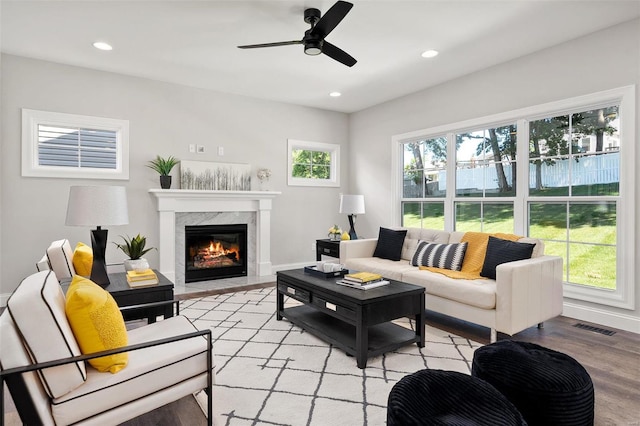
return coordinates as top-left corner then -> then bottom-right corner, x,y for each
65,276 -> 128,373
72,242 -> 93,277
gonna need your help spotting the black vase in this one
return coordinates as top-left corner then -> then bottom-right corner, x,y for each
160,175 -> 172,189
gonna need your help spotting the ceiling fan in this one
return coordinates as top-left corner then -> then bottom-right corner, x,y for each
237,1 -> 357,67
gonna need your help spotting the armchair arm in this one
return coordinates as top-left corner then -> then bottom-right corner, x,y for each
119,299 -> 181,316
495,255 -> 563,336
0,328 -> 211,377
339,238 -> 378,264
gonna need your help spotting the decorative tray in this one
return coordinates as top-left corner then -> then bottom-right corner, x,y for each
304,265 -> 348,279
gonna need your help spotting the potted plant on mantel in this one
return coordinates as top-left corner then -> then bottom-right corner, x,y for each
114,234 -> 156,271
147,155 -> 179,189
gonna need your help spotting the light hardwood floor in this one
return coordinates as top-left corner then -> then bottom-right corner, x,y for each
4,285 -> 639,425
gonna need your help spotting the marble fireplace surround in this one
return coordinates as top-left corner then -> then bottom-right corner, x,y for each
149,189 -> 280,284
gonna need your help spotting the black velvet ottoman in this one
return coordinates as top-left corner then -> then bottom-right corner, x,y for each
387,369 -> 527,426
472,341 -> 594,426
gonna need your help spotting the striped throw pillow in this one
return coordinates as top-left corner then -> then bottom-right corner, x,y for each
411,241 -> 468,271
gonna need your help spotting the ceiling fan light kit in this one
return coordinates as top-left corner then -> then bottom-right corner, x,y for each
237,1 -> 356,67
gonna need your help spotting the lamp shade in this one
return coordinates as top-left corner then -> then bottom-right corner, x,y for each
66,186 -> 129,227
339,194 -> 365,215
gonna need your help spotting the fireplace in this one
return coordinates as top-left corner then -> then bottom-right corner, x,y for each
185,224 -> 247,282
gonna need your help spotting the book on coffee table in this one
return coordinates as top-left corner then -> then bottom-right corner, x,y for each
343,271 -> 383,284
336,279 -> 390,290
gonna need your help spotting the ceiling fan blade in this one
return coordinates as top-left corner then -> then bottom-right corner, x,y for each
322,41 -> 356,67
238,40 -> 302,49
311,1 -> 353,38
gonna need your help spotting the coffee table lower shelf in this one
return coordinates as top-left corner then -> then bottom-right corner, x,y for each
281,304 -> 420,363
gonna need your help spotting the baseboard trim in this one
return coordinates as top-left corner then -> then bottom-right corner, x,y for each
562,301 -> 640,334
272,262 -> 310,272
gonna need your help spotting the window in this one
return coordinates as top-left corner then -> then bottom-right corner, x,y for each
22,109 -> 129,180
287,139 -> 340,187
392,86 -> 635,310
401,136 -> 447,229
528,107 -> 620,292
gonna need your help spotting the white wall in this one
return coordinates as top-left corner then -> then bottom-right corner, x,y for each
349,19 -> 640,332
0,54 -> 349,298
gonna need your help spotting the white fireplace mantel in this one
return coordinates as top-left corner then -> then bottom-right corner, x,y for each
149,189 -> 281,281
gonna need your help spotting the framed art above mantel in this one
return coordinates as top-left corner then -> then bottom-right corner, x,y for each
180,160 -> 251,191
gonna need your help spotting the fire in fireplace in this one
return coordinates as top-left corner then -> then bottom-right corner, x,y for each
185,224 -> 247,282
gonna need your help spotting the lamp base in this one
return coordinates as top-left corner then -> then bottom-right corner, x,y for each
348,214 -> 358,240
90,227 -> 110,287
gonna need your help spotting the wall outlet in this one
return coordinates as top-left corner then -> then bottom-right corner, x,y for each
218,146 -> 224,156
311,242 -> 316,251
189,144 -> 195,153
197,145 -> 205,154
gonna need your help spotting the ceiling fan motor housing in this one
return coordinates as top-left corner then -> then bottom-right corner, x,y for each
304,8 -> 321,24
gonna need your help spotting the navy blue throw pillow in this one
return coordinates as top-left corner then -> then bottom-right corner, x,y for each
480,236 -> 536,280
373,228 -> 407,261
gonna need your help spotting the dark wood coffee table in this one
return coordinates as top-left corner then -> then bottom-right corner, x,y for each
276,268 -> 425,368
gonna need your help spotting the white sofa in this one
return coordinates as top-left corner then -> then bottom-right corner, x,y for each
340,228 -> 564,342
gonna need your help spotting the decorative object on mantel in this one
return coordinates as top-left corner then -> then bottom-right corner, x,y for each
147,155 -> 179,189
339,194 -> 365,240
180,160 -> 251,190
113,233 -> 155,272
65,185 -> 129,287
256,168 -> 272,190
328,224 -> 342,241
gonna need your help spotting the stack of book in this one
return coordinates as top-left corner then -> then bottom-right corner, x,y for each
126,269 -> 159,288
336,271 -> 389,290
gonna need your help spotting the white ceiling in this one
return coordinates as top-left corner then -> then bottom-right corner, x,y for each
2,1 -> 639,113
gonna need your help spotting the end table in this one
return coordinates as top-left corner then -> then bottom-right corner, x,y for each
316,239 -> 340,261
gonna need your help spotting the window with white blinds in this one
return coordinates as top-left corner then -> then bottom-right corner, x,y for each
22,109 -> 129,179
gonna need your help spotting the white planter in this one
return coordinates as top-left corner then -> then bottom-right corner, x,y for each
124,258 -> 149,272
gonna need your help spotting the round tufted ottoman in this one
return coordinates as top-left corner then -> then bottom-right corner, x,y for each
387,369 -> 527,426
472,341 -> 594,426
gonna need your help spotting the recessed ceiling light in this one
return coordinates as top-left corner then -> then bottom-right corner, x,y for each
421,49 -> 439,58
93,41 -> 113,51
329,92 -> 342,97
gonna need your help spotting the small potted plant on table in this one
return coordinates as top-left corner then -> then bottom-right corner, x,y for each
114,234 -> 156,271
147,155 -> 179,189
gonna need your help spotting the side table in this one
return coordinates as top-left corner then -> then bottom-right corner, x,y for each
316,239 -> 340,261
61,270 -> 175,323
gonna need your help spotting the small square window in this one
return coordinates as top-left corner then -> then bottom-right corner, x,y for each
22,109 -> 129,180
287,139 -> 340,187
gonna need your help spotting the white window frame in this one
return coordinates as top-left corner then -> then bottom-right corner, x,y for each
392,86 -> 635,310
287,139 -> 340,187
22,109 -> 130,180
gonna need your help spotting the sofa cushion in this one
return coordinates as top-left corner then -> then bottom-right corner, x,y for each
480,237 -> 536,280
403,269 -> 497,309
51,315 -> 212,425
72,242 -> 93,277
411,241 -> 468,271
402,228 -> 451,261
65,276 -> 129,373
7,271 -> 86,398
373,227 -> 407,261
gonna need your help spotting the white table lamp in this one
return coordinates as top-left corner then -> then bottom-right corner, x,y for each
66,186 -> 129,286
339,194 -> 365,240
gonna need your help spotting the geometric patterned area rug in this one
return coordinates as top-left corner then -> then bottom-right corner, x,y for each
180,286 -> 482,426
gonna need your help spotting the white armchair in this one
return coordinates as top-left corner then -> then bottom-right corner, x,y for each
0,271 -> 214,425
